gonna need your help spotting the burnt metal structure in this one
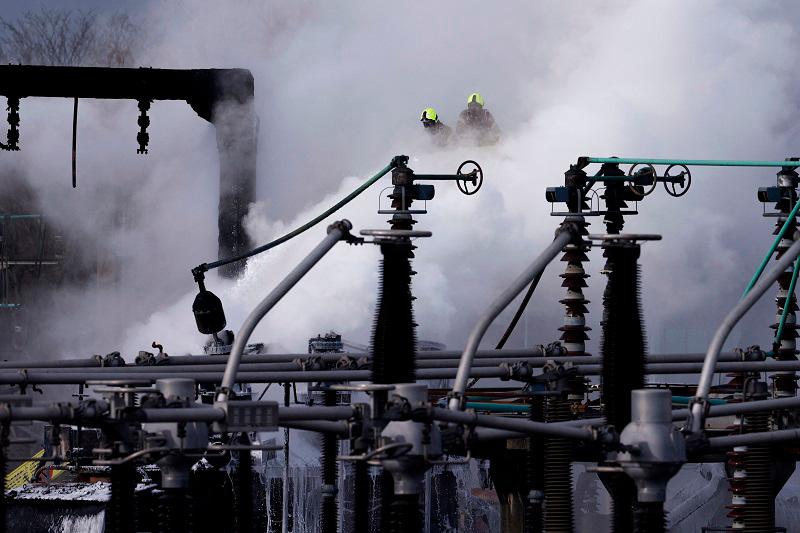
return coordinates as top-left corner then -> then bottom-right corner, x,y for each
0,64 -> 256,277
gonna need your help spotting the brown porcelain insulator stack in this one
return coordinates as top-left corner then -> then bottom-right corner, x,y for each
726,381 -> 775,531
558,166 -> 592,357
558,218 -> 591,356
771,167 -> 799,398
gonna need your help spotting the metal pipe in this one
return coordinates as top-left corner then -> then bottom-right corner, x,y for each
449,228 -> 576,410
216,221 -> 352,403
585,157 -> 800,168
560,393 -> 800,428
1,353 -> 764,375
572,360 -> 800,375
278,406 -> 353,421
279,420 -> 349,435
18,362 -> 305,374
140,408 -> 225,422
11,358 -> 800,384
707,428 -> 800,448
430,407 -> 594,441
0,366 -> 511,385
691,238 -> 800,433
470,428 -> 528,440
0,350 -> 746,370
9,358 -> 800,385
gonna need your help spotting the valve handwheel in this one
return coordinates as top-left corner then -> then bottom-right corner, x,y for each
457,160 -> 483,195
663,164 -> 692,197
627,163 -> 658,197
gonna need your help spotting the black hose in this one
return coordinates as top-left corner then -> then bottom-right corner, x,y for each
194,161 -> 396,275
495,271 -> 543,350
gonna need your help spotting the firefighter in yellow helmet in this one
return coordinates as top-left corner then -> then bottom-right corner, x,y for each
456,92 -> 501,146
420,107 -> 452,147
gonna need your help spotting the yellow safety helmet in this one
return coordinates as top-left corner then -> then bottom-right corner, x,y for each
467,93 -> 485,107
420,107 -> 438,122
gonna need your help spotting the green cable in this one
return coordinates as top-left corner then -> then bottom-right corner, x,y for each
742,199 -> 800,299
195,158 -> 402,274
774,255 -> 800,345
464,401 -> 529,414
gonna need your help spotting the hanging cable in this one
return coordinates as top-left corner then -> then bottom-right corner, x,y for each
466,269 -> 544,389
495,271 -> 543,350
71,98 -> 78,189
192,157 -> 403,277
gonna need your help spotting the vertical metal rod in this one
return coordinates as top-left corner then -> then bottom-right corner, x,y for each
282,383 -> 290,533
216,221 -> 351,403
71,97 -> 78,188
448,229 -> 574,410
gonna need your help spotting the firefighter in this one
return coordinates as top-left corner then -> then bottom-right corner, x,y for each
420,107 -> 452,147
456,92 -> 501,146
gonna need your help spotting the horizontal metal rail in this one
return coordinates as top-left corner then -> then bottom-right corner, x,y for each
707,428 -> 800,448
5,357 -> 798,383
430,407 -> 594,440
585,157 -> 800,168
0,350 -> 744,369
0,366 -> 513,385
560,394 -> 800,428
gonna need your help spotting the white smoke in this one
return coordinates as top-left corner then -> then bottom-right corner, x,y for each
125,1 -> 800,358
2,0 -> 799,362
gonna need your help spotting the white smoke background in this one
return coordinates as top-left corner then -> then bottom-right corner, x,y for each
121,0 -> 800,363
2,1 -> 800,366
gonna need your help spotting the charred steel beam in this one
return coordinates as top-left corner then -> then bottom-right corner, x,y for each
0,64 -> 256,277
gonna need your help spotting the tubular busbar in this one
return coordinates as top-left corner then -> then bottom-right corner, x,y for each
430,407 -> 594,440
585,157 -> 800,168
690,238 -> 800,434
448,226 -> 576,410
0,367 -> 512,385
0,350 -> 743,369
560,395 -> 800,428
216,221 -> 353,404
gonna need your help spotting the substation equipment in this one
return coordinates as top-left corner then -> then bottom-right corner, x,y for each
0,64 -> 256,277
0,147 -> 799,533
